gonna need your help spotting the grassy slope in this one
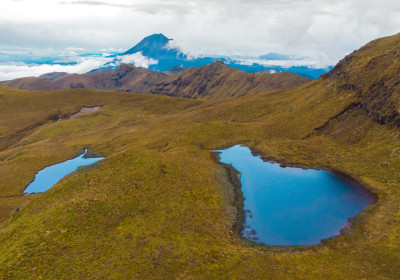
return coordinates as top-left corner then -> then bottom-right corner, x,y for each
0,34 -> 400,279
2,62 -> 311,100
322,32 -> 400,125
149,61 -> 311,99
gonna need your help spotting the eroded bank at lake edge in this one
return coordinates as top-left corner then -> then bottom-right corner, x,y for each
213,145 -> 377,246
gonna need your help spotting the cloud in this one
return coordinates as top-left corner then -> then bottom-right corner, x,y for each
131,2 -> 195,15
0,52 -> 158,81
116,53 -> 158,68
0,58 -> 105,81
236,58 -> 326,68
59,0 -> 131,8
1,0 -> 399,68
164,40 -> 180,51
164,39 -> 202,61
60,0 -> 195,15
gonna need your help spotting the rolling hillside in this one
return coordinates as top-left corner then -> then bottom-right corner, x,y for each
149,60 -> 310,99
0,33 -> 399,279
2,61 -> 311,99
322,34 -> 400,125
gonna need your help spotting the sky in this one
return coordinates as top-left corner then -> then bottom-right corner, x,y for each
0,0 -> 399,80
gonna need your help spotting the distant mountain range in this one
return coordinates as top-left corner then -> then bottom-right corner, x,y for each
0,33 -> 332,82
2,33 -> 316,98
111,33 -> 332,79
2,61 -> 311,99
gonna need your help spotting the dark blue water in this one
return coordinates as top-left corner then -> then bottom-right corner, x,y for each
24,149 -> 103,194
216,145 -> 376,246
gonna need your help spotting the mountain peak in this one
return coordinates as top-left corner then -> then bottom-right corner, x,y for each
123,33 -> 173,56
148,33 -> 169,40
208,60 -> 229,70
212,60 -> 225,65
139,33 -> 171,45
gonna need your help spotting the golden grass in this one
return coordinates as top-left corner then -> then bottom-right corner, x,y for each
0,33 -> 400,279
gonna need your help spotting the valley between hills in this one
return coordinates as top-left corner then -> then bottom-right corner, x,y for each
0,32 -> 399,279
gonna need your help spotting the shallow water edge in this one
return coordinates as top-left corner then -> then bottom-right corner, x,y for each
212,145 -> 377,248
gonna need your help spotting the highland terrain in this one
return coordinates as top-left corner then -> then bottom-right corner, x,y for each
0,33 -> 399,279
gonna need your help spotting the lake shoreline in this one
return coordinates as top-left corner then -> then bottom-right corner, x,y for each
212,144 -> 378,249
211,151 -> 246,239
23,148 -> 103,194
247,145 -> 378,201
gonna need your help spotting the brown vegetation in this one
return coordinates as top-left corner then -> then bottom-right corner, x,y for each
2,61 -> 311,99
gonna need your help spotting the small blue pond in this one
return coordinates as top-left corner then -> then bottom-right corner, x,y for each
24,149 -> 103,194
216,145 -> 376,246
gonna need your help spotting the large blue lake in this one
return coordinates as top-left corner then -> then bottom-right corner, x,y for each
216,145 -> 376,246
24,149 -> 103,194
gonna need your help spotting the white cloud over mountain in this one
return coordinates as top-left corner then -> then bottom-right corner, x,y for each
0,52 -> 158,81
117,53 -> 158,68
0,0 -> 398,67
0,58 -> 107,81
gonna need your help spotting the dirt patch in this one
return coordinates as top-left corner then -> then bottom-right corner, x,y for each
68,106 -> 101,119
